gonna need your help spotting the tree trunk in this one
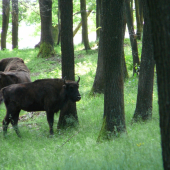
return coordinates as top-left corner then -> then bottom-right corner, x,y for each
96,0 -> 101,40
91,0 -> 104,94
133,0 -> 154,122
125,0 -> 140,75
146,1 -> 170,169
12,0 -> 18,49
37,0 -> 54,58
135,0 -> 142,40
57,0 -> 61,45
1,0 -> 10,50
58,0 -> 78,128
97,0 -> 126,141
73,10 -> 92,38
80,0 -> 91,50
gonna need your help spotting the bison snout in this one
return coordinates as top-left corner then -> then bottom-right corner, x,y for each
76,95 -> 81,101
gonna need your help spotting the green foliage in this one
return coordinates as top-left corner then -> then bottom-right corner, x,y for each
0,42 -> 162,170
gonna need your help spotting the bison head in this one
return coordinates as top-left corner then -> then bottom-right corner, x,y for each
63,76 -> 81,102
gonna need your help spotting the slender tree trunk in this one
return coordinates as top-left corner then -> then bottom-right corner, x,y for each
96,0 -> 101,40
58,0 -> 78,128
12,0 -> 18,49
135,0 -> 142,40
133,0 -> 154,122
1,0 -> 10,50
91,0 -> 104,94
80,0 -> 91,50
37,0 -> 54,58
146,1 -> 170,169
57,0 -> 61,45
97,0 -> 126,142
125,0 -> 140,75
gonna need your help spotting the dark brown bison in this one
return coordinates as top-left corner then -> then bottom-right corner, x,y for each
0,57 -> 31,104
2,77 -> 81,137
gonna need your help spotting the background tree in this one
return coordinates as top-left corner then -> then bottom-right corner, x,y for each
135,0 -> 142,40
132,0 -> 154,122
125,0 -> 140,75
96,0 -> 101,40
1,0 -> 10,50
58,0 -> 79,128
12,0 -> 18,49
146,1 -> 170,169
91,0 -> 104,94
97,0 -> 126,141
80,0 -> 91,50
37,0 -> 54,58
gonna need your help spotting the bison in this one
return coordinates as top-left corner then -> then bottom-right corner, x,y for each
0,57 -> 31,104
2,77 -> 81,137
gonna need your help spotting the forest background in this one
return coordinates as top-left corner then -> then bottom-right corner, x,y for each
0,0 -> 169,170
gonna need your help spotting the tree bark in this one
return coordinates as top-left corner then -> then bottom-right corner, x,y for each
12,0 -> 18,49
135,0 -> 142,40
80,0 -> 91,50
91,3 -> 104,94
57,0 -> 61,45
125,0 -> 140,75
1,0 -> 10,50
146,1 -> 170,169
96,0 -> 101,40
97,0 -> 126,141
133,0 -> 154,122
37,0 -> 54,58
58,0 -> 78,128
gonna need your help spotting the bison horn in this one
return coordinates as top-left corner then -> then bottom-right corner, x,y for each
77,76 -> 80,84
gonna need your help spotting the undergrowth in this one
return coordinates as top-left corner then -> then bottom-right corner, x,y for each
0,40 -> 163,170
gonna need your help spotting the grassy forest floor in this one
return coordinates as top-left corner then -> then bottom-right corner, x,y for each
0,40 -> 163,170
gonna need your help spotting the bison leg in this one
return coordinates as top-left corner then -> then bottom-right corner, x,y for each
2,114 -> 11,137
10,111 -> 21,137
46,111 -> 55,135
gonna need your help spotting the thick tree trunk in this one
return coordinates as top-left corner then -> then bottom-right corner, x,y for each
12,0 -> 18,49
125,0 -> 140,75
146,1 -> 170,169
1,0 -> 10,50
58,0 -> 78,128
37,0 -> 54,58
133,0 -> 154,122
96,0 -> 101,40
80,0 -> 91,50
97,0 -> 126,141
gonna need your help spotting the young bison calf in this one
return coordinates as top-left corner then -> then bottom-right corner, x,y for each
2,77 -> 81,137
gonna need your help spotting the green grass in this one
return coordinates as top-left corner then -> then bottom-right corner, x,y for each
0,42 -> 163,170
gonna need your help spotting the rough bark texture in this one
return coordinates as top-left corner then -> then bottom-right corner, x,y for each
133,0 -> 154,122
1,0 -> 10,50
146,1 -> 170,169
80,0 -> 91,50
37,0 -> 54,58
59,0 -> 78,128
125,0 -> 140,75
12,0 -> 18,49
98,0 -> 126,141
